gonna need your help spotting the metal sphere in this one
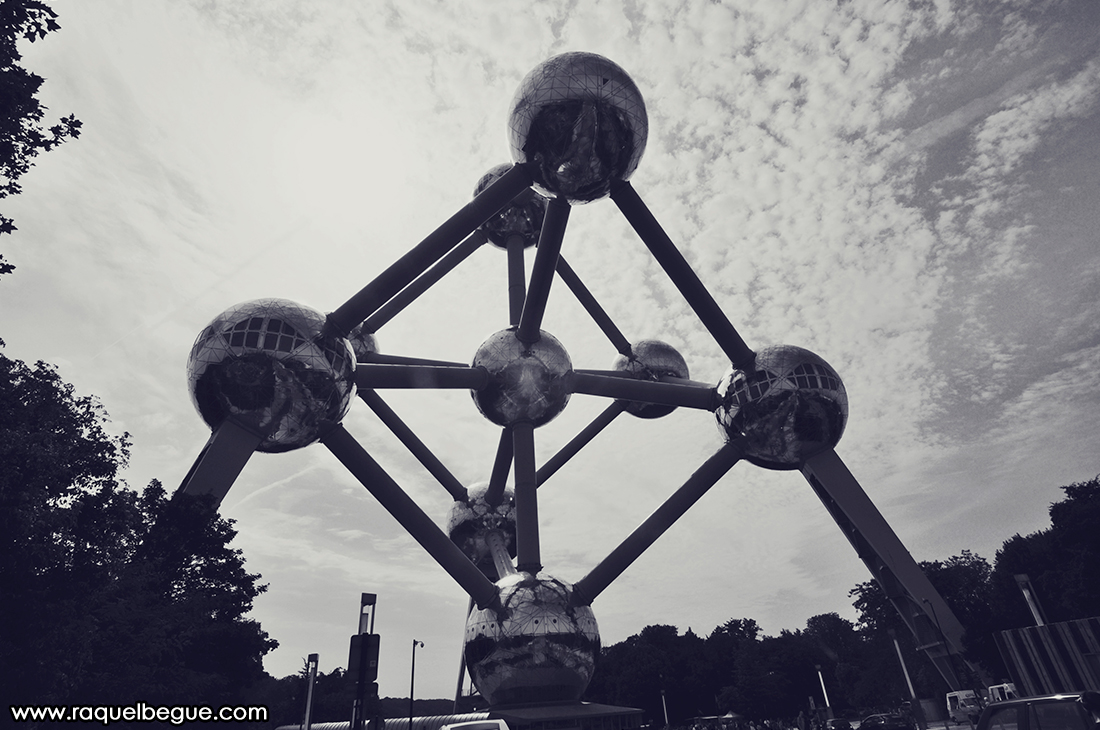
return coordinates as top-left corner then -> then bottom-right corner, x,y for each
471,328 -> 572,428
508,52 -> 648,204
475,163 -> 546,250
464,572 -> 600,706
612,339 -> 690,419
447,483 -> 517,579
187,298 -> 356,453
715,345 -> 847,470
347,324 -> 378,362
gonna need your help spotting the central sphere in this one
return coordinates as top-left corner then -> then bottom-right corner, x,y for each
715,345 -> 848,469
187,298 -> 356,453
464,572 -> 600,706
471,328 -> 572,427
508,52 -> 648,203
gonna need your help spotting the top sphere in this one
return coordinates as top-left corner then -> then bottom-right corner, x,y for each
508,52 -> 647,203
714,345 -> 847,470
187,298 -> 356,453
474,163 -> 546,250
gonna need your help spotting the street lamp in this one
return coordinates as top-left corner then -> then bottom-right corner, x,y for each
410,639 -> 425,730
816,664 -> 833,720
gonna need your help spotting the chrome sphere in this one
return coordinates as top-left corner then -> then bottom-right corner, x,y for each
612,339 -> 690,419
347,324 -> 378,362
447,483 -> 517,579
508,52 -> 647,203
471,328 -> 572,427
187,298 -> 356,453
465,572 -> 600,706
715,345 -> 847,470
475,163 -> 546,250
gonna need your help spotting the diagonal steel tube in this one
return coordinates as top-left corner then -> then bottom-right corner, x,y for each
355,363 -> 488,390
484,429 -> 513,507
516,197 -> 570,344
362,231 -> 488,334
512,421 -> 541,573
322,424 -> 498,609
361,353 -> 468,368
555,255 -> 632,356
328,164 -> 532,336
610,180 -> 755,369
176,418 -> 262,506
536,400 -> 627,487
572,439 -> 745,606
358,390 -> 467,502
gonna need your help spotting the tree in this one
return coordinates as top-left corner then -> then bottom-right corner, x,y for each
1,0 -> 82,277
0,345 -> 277,718
849,550 -> 1001,700
990,476 -> 1100,627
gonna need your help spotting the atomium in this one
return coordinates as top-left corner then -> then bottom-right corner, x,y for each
508,52 -> 648,203
475,163 -> 547,250
464,572 -> 599,706
187,298 -> 356,453
177,51 -> 981,709
447,484 -> 518,578
612,339 -> 690,419
715,345 -> 847,470
471,327 -> 572,428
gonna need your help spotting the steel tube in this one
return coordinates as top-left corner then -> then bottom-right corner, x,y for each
484,429 -> 513,507
507,234 -> 526,326
536,400 -> 627,487
555,255 -> 632,355
362,231 -> 487,334
512,422 -> 541,573
610,180 -> 755,369
358,390 -> 468,502
572,440 -> 744,605
328,164 -> 532,335
568,371 -> 716,410
322,425 -> 498,608
177,418 -> 263,505
362,353 -> 468,368
516,197 -> 570,344
355,364 -> 489,390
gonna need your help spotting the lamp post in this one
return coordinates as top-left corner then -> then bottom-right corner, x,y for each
816,664 -> 833,720
410,639 -> 424,730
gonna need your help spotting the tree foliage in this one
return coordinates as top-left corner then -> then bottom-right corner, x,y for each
1,0 -> 82,277
0,345 -> 276,718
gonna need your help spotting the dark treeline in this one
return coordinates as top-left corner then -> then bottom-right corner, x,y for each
582,477 -> 1100,726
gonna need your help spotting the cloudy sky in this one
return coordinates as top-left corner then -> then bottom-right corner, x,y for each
3,0 -> 1099,702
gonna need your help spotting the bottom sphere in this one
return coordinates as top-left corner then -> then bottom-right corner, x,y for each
464,572 -> 599,706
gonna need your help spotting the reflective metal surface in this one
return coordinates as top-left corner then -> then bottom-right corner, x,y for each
508,52 -> 648,203
187,298 -> 356,453
347,324 -> 379,363
447,483 -> 518,578
471,328 -> 572,427
464,571 -> 600,706
475,163 -> 546,250
612,339 -> 690,419
715,345 -> 847,469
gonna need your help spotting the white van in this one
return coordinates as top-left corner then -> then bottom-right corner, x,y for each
947,690 -> 982,724
987,683 -> 1019,704
440,721 -> 510,730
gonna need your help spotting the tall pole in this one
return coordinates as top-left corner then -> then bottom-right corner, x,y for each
889,629 -> 927,730
303,653 -> 319,730
816,664 -> 833,720
410,639 -> 424,730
